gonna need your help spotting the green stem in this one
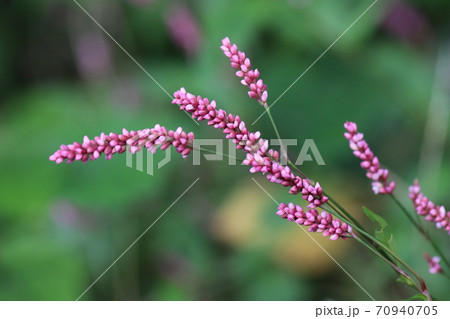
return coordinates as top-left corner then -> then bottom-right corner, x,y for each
390,193 -> 420,230
355,235 -> 430,299
286,160 -> 363,231
321,204 -> 396,264
325,191 -> 364,230
284,159 -> 360,228
266,107 -> 291,167
390,194 -> 450,270
192,146 -> 245,162
353,235 -> 410,279
320,203 -> 429,296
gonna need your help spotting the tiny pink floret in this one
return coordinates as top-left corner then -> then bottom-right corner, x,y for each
424,253 -> 442,274
409,180 -> 450,235
344,121 -> 396,195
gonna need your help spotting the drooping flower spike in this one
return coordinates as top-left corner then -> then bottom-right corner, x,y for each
409,180 -> 450,235
344,121 -> 396,195
49,125 -> 195,164
424,253 -> 442,274
173,87 -> 328,208
276,203 -> 354,240
220,37 -> 268,106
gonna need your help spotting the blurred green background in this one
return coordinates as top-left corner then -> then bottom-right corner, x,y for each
0,0 -> 449,300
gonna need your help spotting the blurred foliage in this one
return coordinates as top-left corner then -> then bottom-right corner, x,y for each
0,0 -> 449,300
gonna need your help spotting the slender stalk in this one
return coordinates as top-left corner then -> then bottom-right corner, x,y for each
390,194 -> 450,270
286,160 -> 363,230
265,107 -> 291,168
287,160 -> 311,181
390,194 -> 420,230
193,145 -> 244,162
283,157 -> 360,226
325,201 -> 401,268
325,191 -> 364,229
321,203 -> 430,296
324,201 -> 365,235
353,235 -> 410,279
321,203 -> 398,266
323,199 -> 401,270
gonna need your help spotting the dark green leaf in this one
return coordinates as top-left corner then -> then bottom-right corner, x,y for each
387,234 -> 398,254
404,293 -> 428,301
396,275 -> 416,288
362,206 -> 388,229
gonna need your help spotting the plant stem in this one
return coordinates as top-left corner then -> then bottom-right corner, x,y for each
284,158 -> 363,229
322,204 -> 398,266
192,146 -> 245,162
390,193 -> 420,229
266,107 -> 291,168
390,194 -> 450,270
287,160 -> 311,181
321,203 -> 430,296
353,235 -> 410,279
325,191 -> 365,229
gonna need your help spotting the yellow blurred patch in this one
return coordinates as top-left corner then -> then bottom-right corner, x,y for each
212,177 -> 359,276
211,178 -> 269,247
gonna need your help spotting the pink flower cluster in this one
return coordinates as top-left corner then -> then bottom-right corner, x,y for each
220,37 -> 268,105
344,121 -> 396,195
409,180 -> 450,235
173,88 -> 328,208
424,253 -> 442,274
245,153 -> 328,208
49,125 -> 195,164
276,203 -> 354,240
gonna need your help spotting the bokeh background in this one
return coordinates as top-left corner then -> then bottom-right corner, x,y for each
0,0 -> 449,300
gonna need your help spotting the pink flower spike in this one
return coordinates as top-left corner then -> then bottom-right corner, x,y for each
409,180 -> 450,235
344,121 -> 395,195
50,125 -> 195,164
276,203 -> 354,240
220,37 -> 268,106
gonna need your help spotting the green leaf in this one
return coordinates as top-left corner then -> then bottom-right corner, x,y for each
362,207 -> 398,255
387,234 -> 398,254
362,206 -> 388,229
374,229 -> 386,245
396,275 -> 416,288
404,293 -> 428,301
